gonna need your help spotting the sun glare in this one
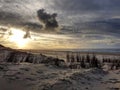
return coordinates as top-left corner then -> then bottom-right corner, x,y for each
9,28 -> 29,48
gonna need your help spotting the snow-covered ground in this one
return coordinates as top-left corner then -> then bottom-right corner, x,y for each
0,63 -> 120,90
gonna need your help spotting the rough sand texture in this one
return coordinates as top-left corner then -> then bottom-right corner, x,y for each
0,63 -> 120,90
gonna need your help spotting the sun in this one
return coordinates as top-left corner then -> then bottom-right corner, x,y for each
9,28 -> 30,48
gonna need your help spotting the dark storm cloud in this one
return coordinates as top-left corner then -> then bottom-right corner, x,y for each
51,0 -> 120,12
0,11 -> 22,25
61,18 -> 120,35
50,0 -> 120,26
79,18 -> 120,37
37,9 -> 59,30
51,0 -> 100,12
0,11 -> 42,33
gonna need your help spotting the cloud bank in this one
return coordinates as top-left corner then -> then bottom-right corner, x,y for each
0,0 -> 120,49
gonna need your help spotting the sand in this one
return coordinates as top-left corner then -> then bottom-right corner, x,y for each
0,63 -> 120,90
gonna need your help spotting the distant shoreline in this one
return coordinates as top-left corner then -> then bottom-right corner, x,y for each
19,49 -> 120,56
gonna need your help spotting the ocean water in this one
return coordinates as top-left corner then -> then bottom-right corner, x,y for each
65,49 -> 120,54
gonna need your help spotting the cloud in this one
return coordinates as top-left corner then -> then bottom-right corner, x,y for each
37,9 -> 59,30
79,18 -> 120,37
23,30 -> 31,39
0,26 -> 8,33
50,0 -> 120,13
21,22 -> 43,32
0,0 -> 120,49
51,0 -> 100,12
0,11 -> 22,25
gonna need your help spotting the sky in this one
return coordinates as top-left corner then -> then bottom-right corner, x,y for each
0,0 -> 120,49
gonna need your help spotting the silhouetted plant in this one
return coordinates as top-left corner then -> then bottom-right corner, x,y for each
80,59 -> 85,68
81,56 -> 85,61
86,54 -> 90,63
76,53 -> 80,62
7,52 -> 15,62
90,55 -> 99,68
66,52 -> 70,62
71,53 -> 75,62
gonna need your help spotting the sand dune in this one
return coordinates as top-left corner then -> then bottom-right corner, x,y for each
0,63 -> 120,90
